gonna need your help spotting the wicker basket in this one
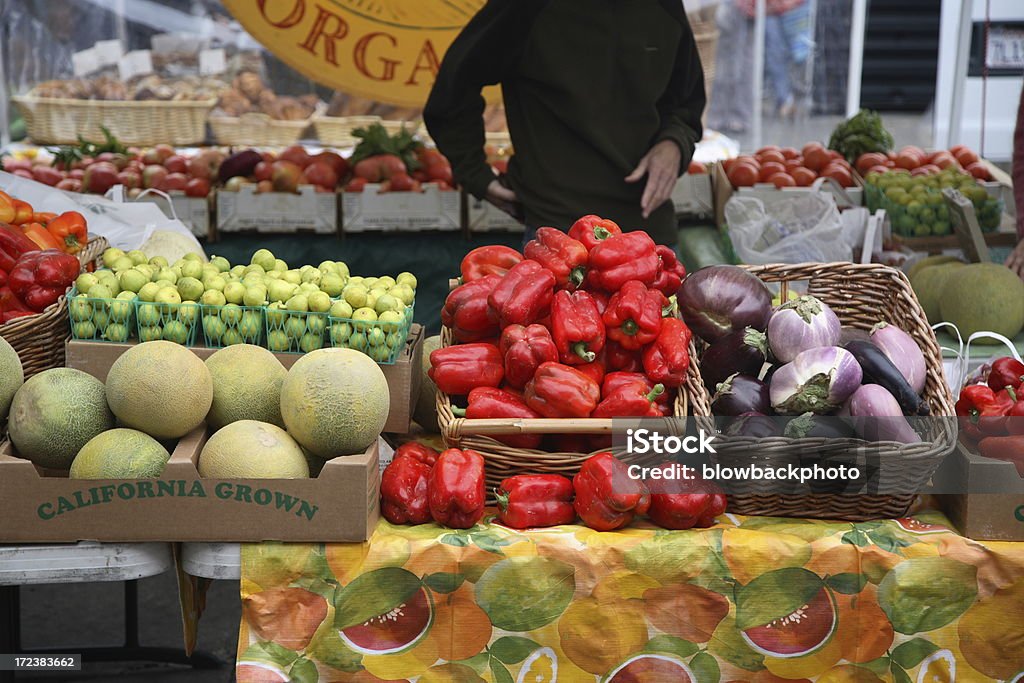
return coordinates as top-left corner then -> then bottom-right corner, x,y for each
11,96 -> 215,146
436,322 -> 711,492
701,262 -> 957,521
209,111 -> 316,147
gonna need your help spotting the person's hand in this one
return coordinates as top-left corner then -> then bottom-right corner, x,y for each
626,140 -> 683,219
1006,239 -> 1024,279
486,179 -> 522,219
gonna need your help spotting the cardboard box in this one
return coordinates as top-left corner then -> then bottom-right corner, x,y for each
465,191 -> 524,233
713,162 -> 864,228
342,184 -> 461,233
217,185 -> 338,235
672,173 -> 714,217
0,429 -> 379,543
140,192 -> 212,239
64,324 -> 424,434
936,443 -> 1024,541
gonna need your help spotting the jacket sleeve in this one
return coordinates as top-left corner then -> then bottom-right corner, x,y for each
654,1 -> 707,175
424,1 -> 539,200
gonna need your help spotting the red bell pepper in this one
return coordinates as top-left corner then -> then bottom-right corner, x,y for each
460,245 -> 523,283
575,360 -> 606,386
956,384 -> 1014,440
651,245 -> 687,297
452,387 -> 542,449
605,339 -> 642,372
550,290 -> 605,364
0,286 -> 34,323
429,343 -> 504,396
393,442 -> 440,467
642,318 -> 692,388
588,231 -> 659,292
590,290 -> 609,315
495,474 -> 576,528
523,227 -> 589,289
7,249 -> 80,312
568,215 -> 622,252
573,452 -> 650,531
646,463 -> 727,529
977,436 -> 1024,477
594,372 -> 670,418
1007,386 -> 1024,436
602,280 -> 667,350
988,357 -> 1024,392
524,362 -> 601,418
428,448 -> 487,529
499,324 -> 559,389
487,259 -> 556,328
21,223 -> 63,251
0,222 -> 40,272
442,275 -> 502,343
380,454 -> 433,525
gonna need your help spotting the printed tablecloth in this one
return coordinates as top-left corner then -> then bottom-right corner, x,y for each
236,510 -> 1024,682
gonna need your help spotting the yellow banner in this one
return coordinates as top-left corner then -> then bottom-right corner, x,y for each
223,0 -> 492,108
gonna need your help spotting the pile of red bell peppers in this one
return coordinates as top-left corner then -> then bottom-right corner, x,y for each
957,357 -> 1024,476
0,222 -> 80,324
380,443 -> 487,529
433,216 -> 693,452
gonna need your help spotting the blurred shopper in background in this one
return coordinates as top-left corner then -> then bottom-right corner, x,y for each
706,0 -> 754,134
761,0 -> 813,119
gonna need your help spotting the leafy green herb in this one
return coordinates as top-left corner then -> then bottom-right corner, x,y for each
828,110 -> 894,163
351,123 -> 422,171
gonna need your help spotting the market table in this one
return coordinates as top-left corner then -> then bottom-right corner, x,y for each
215,509 -> 1024,682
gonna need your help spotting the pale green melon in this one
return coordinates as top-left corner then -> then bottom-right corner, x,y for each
0,334 -> 23,427
198,420 -> 308,479
940,263 -> 1024,343
70,428 -> 170,478
204,345 -> 286,429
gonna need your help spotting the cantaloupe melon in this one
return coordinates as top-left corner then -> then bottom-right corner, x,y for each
911,261 -> 966,324
0,334 -> 23,426
205,345 -> 286,429
280,348 -> 389,458
70,428 -> 170,479
413,335 -> 440,432
106,341 -> 213,439
940,263 -> 1024,342
198,420 -> 309,479
9,368 -> 114,469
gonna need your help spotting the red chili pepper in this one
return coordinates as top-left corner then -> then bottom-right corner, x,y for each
460,245 -> 523,283
380,454 -> 433,524
568,215 -> 623,252
428,448 -> 486,529
524,362 -> 601,418
977,436 -> 1024,477
594,372 -> 671,418
452,387 -> 542,449
442,275 -> 502,343
573,452 -> 650,531
550,290 -> 605,364
956,384 -> 1014,439
7,249 -> 80,312
495,474 -> 576,529
602,280 -> 667,351
588,231 -> 659,292
642,318 -> 692,388
651,245 -> 687,297
523,227 -> 589,289
487,259 -> 556,328
988,357 -> 1024,393
605,339 -> 642,372
429,343 -> 504,396
574,359 -> 606,386
646,463 -> 727,529
499,323 -> 559,389
393,442 -> 440,467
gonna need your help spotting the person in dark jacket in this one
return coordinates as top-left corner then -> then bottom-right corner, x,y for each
423,0 -> 706,247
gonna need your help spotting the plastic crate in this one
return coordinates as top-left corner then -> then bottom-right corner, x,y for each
328,304 -> 415,365
200,304 -> 265,348
67,286 -> 137,343
865,181 -> 1003,237
133,299 -> 200,346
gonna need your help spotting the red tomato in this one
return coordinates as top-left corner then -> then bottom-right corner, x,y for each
304,162 -> 339,189
965,161 -> 991,181
895,152 -> 921,171
728,163 -> 759,187
955,149 -> 980,167
803,146 -> 831,172
769,172 -> 796,188
725,155 -> 760,172
780,147 -> 800,160
388,173 -> 418,192
828,150 -> 843,161
791,167 -> 816,186
687,160 -> 707,174
345,177 -> 368,192
756,145 -> 781,155
821,166 -> 853,187
758,161 -> 786,182
784,159 -> 803,172
866,165 -> 891,176
184,177 -> 211,197
757,150 -> 786,165
855,152 -> 888,175
801,142 -> 825,157
911,164 -> 941,177
949,144 -> 968,157
929,151 -> 958,169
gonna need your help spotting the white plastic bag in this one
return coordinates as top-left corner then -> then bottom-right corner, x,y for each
725,192 -> 852,264
0,171 -> 202,253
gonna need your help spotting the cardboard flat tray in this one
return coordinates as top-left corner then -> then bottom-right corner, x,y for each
0,429 -> 380,543
936,441 -> 1024,541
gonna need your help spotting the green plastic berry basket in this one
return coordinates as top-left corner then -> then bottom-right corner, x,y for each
133,298 -> 200,346
200,303 -> 266,348
263,306 -> 331,354
865,180 -> 1003,237
327,303 -> 415,364
67,286 -> 138,344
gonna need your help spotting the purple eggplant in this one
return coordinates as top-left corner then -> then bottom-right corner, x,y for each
723,412 -> 783,438
218,149 -> 263,183
712,374 -> 771,416
841,384 -> 922,443
845,340 -> 928,416
679,265 -> 773,343
767,295 -> 842,363
783,413 -> 857,439
770,346 -> 863,415
870,322 -> 927,395
701,327 -> 769,391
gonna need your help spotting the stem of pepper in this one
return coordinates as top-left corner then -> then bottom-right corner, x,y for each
451,406 -> 467,417
646,384 -> 666,402
622,319 -> 639,336
569,267 -> 586,289
493,488 -> 509,512
572,342 -> 596,363
594,226 -> 612,241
